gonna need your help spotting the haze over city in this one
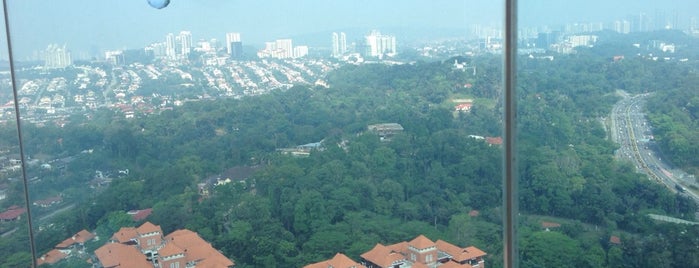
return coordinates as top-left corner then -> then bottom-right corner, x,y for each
1,0 -> 699,59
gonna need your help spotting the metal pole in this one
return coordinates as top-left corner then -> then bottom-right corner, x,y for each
503,0 -> 518,267
3,0 -> 38,266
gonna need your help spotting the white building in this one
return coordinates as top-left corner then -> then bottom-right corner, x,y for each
44,44 -> 72,69
294,46 -> 308,58
365,30 -> 396,58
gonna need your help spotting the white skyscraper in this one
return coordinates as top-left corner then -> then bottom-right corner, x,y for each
294,46 -> 309,58
339,32 -> 347,54
178,31 -> 193,56
332,32 -> 348,57
365,30 -> 396,58
44,44 -> 72,69
166,33 -> 177,59
332,32 -> 340,57
276,39 -> 293,59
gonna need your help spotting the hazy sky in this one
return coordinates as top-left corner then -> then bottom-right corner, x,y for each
2,1 -> 698,59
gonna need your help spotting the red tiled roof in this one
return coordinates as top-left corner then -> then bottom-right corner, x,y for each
304,253 -> 366,268
485,137 -> 503,145
468,210 -> 480,217
439,260 -> 473,268
111,227 -> 138,243
130,208 -> 152,221
95,242 -> 151,268
610,235 -> 621,245
165,229 -> 234,267
435,240 -> 486,263
409,235 -> 435,250
36,249 -> 68,266
360,244 -> 406,268
136,221 -> 162,235
0,207 -> 26,220
541,221 -> 561,228
158,242 -> 184,258
74,229 -> 96,243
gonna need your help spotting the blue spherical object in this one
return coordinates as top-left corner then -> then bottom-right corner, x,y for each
148,0 -> 170,9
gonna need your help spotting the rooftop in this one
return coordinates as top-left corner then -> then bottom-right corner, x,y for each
304,253 -> 366,268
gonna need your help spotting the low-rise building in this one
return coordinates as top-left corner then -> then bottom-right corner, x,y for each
360,235 -> 486,268
97,221 -> 235,268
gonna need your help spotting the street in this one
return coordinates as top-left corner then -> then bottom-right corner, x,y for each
610,91 -> 699,204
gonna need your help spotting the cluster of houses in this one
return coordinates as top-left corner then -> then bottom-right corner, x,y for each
37,221 -> 234,267
37,229 -> 95,266
305,235 -> 486,268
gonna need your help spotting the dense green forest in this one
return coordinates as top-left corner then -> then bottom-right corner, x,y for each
1,46 -> 699,267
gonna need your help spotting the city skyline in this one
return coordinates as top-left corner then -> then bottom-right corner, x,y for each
1,1 -> 699,60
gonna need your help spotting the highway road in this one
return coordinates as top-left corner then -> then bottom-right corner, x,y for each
610,92 -> 699,204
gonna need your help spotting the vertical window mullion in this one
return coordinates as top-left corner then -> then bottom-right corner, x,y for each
503,0 -> 518,268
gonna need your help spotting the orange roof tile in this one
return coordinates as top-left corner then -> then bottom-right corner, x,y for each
304,253 -> 366,268
56,237 -> 77,249
461,246 -> 487,260
360,244 -> 406,268
136,221 -> 162,235
159,242 -> 184,258
36,249 -> 68,266
165,229 -> 234,267
485,137 -> 503,145
610,235 -> 621,245
387,241 -> 408,255
541,221 -> 561,228
439,260 -> 473,268
194,253 -> 236,268
111,227 -> 138,243
435,240 -> 486,262
409,235 -> 435,250
94,242 -> 151,267
74,229 -> 96,243
165,229 -> 208,249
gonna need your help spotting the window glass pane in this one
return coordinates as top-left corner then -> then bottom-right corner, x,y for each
0,14 -> 33,265
517,1 -> 699,267
5,1 -> 505,267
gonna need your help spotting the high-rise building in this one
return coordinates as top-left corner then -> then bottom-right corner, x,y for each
340,32 -> 347,55
332,32 -> 348,57
364,30 -> 396,58
178,31 -> 192,56
332,32 -> 340,57
276,39 -> 293,59
226,32 -> 243,59
44,44 -> 72,69
165,33 -> 176,59
293,46 -> 308,58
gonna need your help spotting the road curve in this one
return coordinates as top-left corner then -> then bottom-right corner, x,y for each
610,92 -> 699,204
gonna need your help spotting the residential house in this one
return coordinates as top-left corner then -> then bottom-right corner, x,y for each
95,243 -> 152,268
36,249 -> 68,266
485,137 -> 502,146
455,103 -> 473,112
305,253 -> 366,268
164,229 -> 235,267
97,222 -> 235,268
55,229 -> 96,253
127,208 -> 153,222
0,205 -> 26,222
33,196 -> 63,208
368,123 -> 404,141
360,235 -> 486,268
37,229 -> 95,266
